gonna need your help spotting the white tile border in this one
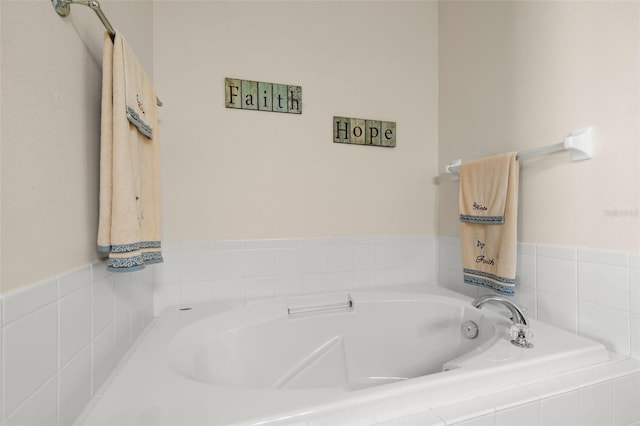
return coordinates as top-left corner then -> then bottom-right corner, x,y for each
0,261 -> 155,426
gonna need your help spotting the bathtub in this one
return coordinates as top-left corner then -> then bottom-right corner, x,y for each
80,286 -> 609,425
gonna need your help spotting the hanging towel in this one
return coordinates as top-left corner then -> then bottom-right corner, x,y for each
459,152 -> 518,295
97,31 -> 163,272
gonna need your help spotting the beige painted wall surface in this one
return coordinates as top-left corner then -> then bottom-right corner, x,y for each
153,1 -> 439,242
438,1 -> 640,252
0,1 -> 154,294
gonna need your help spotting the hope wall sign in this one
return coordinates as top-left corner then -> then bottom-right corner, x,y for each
333,116 -> 396,148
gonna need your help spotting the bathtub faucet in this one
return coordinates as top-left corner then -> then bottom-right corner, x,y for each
471,295 -> 533,348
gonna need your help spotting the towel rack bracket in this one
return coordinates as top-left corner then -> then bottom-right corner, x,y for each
51,0 -> 163,107
52,0 -> 115,36
52,0 -> 70,16
52,0 -> 102,16
563,127 -> 592,162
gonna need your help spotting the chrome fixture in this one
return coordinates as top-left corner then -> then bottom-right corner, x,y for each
471,294 -> 533,348
287,294 -> 354,317
51,0 -> 163,106
52,0 -> 116,37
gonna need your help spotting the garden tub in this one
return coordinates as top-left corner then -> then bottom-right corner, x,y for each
80,287 -> 609,425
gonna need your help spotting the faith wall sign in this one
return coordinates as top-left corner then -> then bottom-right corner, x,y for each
333,116 -> 396,148
225,78 -> 302,114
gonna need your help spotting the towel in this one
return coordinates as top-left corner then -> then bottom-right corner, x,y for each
97,31 -> 162,272
459,152 -> 518,295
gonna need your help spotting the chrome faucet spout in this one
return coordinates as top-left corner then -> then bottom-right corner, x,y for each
471,294 -> 533,348
471,294 -> 528,325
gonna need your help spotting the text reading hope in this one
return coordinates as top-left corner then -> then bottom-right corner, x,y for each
333,116 -> 396,148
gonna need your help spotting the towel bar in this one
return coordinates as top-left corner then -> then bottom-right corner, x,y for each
445,127 -> 593,180
52,0 -> 115,36
51,0 -> 163,107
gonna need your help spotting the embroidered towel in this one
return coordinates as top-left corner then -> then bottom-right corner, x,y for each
97,31 -> 162,272
459,152 -> 519,295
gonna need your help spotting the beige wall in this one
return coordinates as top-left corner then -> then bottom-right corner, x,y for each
0,1 -> 154,293
439,1 -> 640,252
5,0 -> 636,295
153,1 -> 439,242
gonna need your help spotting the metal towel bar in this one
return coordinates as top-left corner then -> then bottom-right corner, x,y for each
287,295 -> 354,316
51,0 -> 163,107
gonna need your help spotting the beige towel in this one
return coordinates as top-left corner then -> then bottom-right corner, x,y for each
459,152 -> 518,295
97,31 -> 162,271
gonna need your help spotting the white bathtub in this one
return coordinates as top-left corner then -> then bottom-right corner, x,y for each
80,287 -> 609,425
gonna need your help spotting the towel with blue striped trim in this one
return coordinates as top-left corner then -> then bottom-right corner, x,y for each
459,152 -> 519,295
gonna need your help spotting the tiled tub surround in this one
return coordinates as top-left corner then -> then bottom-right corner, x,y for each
1,235 -> 638,426
372,356 -> 639,426
439,237 -> 640,360
152,235 -> 439,317
0,261 -> 154,426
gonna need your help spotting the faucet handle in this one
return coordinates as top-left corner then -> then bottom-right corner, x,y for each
510,324 -> 534,348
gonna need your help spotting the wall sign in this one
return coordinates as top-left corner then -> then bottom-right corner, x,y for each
333,116 -> 396,148
225,78 -> 302,114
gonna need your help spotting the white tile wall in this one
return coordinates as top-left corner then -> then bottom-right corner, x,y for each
579,301 -> 630,355
538,390 -> 579,426
0,298 -> 3,426
59,345 -> 92,426
578,254 -> 629,312
153,235 -> 439,316
92,275 -> 115,336
4,376 -> 58,426
313,358 -> 640,425
1,235 -> 637,426
2,278 -> 57,324
631,255 -> 640,314
615,372 -> 640,426
378,409 -> 445,426
439,238 -> 639,360
630,255 -> 640,359
0,261 -> 154,426
537,245 -> 578,299
579,380 -> 615,426
58,266 -> 92,297
538,291 -> 578,333
431,397 -> 494,425
3,303 -> 58,416
59,285 -> 92,366
92,323 -> 117,395
495,401 -> 539,426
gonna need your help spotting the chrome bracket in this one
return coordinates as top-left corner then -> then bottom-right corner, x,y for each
51,0 -> 71,16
